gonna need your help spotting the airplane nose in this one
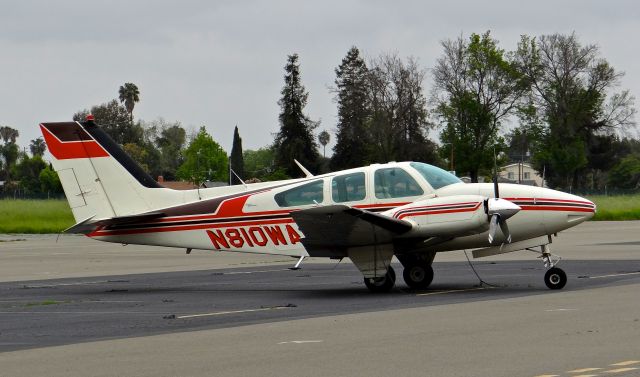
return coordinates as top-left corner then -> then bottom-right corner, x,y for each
570,193 -> 596,216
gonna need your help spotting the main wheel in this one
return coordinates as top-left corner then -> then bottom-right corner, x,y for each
364,266 -> 396,293
544,267 -> 567,290
403,263 -> 434,290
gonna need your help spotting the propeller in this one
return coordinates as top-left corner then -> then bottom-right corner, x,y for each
487,147 -> 521,245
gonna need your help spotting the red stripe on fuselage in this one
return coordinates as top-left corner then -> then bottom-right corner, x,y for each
89,218 -> 296,237
505,197 -> 594,206
519,205 -> 595,213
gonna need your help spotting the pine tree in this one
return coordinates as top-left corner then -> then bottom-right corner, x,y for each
230,126 -> 245,184
331,47 -> 370,170
273,54 -> 320,177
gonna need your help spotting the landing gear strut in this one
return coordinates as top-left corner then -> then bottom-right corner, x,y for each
364,266 -> 396,293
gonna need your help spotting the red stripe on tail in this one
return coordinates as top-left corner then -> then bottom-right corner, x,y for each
40,123 -> 109,160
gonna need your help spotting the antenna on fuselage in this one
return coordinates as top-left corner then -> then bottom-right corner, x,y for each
230,168 -> 247,189
294,159 -> 314,178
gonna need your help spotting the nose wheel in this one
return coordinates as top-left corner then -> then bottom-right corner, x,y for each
544,267 -> 567,289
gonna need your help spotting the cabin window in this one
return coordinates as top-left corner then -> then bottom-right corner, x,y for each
524,172 -> 530,179
374,168 -> 424,199
332,172 -> 366,203
274,180 -> 324,207
508,172 -> 514,180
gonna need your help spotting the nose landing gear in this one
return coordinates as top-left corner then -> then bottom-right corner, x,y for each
531,244 -> 567,290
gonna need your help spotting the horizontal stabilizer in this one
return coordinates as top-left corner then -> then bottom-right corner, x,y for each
64,211 -> 166,234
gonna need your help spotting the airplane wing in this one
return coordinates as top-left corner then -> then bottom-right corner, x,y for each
290,205 -> 412,257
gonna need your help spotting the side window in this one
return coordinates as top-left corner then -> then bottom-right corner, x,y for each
274,180 -> 324,207
374,168 -> 424,199
332,172 -> 366,203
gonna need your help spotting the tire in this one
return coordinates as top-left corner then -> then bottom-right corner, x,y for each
544,267 -> 567,290
364,266 -> 396,293
403,263 -> 434,290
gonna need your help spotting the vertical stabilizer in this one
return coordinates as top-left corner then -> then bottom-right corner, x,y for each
40,119 -> 171,222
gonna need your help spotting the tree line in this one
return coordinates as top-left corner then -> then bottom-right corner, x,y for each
1,31 -> 639,196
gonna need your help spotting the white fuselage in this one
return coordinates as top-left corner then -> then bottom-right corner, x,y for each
89,162 -> 595,257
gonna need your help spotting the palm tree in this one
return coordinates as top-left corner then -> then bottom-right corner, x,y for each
318,130 -> 330,158
30,137 -> 47,156
118,83 -> 140,124
0,126 -> 19,144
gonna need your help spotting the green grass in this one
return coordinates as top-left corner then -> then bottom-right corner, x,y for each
0,199 -> 74,233
587,194 -> 640,221
25,300 -> 67,307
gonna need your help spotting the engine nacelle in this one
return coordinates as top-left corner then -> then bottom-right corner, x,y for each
383,195 -> 489,238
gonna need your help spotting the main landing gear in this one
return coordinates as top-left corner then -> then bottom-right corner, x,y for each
364,266 -> 396,293
362,261 -> 435,292
398,254 -> 435,290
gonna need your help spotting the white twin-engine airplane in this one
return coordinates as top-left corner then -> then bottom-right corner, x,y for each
40,118 -> 596,292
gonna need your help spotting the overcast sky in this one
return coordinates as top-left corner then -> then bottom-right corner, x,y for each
2,0 -> 638,154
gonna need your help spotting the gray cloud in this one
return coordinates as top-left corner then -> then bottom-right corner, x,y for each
1,0 -> 638,152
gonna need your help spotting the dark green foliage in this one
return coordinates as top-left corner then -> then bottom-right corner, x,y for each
274,54 -> 320,177
230,126 -> 245,184
608,155 -> 640,189
367,53 -> 439,165
244,147 -> 287,181
151,120 -> 187,180
39,165 -> 62,193
74,100 -> 143,145
13,155 -> 47,194
434,31 -> 527,181
331,47 -> 371,170
0,126 -> 20,182
516,33 -> 635,190
177,127 -> 228,184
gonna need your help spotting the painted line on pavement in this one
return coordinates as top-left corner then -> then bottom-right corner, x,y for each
567,367 -> 602,373
177,306 -> 290,319
278,340 -> 323,345
222,269 -> 291,275
610,360 -> 640,366
604,367 -> 638,373
582,272 -> 640,279
417,287 -> 488,296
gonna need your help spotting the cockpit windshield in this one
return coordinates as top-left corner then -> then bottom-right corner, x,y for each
409,162 -> 462,190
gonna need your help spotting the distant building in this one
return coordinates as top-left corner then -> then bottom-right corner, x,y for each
157,176 -> 198,190
499,162 -> 545,187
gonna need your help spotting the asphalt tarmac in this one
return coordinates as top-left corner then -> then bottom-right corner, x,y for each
0,221 -> 639,377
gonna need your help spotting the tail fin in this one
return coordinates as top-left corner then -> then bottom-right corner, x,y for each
40,119 -> 168,223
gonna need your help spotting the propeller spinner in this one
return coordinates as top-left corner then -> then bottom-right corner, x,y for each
487,198 -> 521,244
